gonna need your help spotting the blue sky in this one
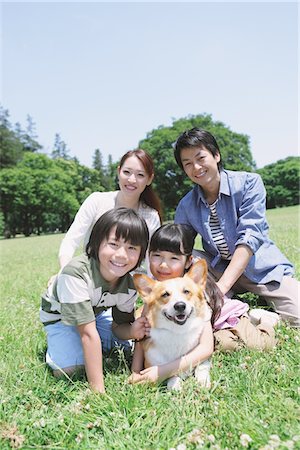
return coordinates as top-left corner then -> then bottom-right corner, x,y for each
1,1 -> 298,169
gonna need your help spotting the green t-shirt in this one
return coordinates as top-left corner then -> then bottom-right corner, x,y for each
40,254 -> 137,326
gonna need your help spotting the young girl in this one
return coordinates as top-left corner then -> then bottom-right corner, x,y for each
40,208 -> 151,393
130,224 -> 279,385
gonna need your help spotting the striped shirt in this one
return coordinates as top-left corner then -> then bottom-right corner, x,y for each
209,200 -> 231,260
40,254 -> 137,326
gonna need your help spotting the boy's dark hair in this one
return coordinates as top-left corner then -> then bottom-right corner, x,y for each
174,128 -> 222,171
149,223 -> 196,258
86,207 -> 149,270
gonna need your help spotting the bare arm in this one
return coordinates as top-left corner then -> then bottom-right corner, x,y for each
129,321 -> 214,384
77,321 -> 105,393
131,341 -> 145,374
216,244 -> 253,295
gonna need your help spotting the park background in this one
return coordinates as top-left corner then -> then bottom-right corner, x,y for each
0,2 -> 299,449
1,2 -> 299,237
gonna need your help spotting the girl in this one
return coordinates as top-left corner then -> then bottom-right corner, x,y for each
59,149 -> 162,270
41,208 -> 151,393
174,128 -> 299,327
130,224 -> 279,385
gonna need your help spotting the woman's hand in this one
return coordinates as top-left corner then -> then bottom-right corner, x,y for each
131,316 -> 151,341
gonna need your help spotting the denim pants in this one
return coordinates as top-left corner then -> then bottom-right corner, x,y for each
44,309 -> 131,370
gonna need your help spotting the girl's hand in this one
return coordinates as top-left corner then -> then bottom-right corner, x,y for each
131,316 -> 151,340
128,366 -> 160,384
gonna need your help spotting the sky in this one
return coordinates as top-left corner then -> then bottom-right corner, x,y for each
1,1 -> 298,169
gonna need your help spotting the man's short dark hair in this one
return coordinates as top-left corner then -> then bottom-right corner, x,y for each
174,128 -> 222,170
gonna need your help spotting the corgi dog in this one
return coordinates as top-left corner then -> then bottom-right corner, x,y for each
133,259 -> 212,390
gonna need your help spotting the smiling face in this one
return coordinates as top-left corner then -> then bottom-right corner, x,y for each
98,226 -> 141,285
118,155 -> 154,199
180,147 -> 221,193
134,259 -> 210,328
149,250 -> 192,281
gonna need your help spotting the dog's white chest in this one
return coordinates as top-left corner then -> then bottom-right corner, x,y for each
145,319 -> 203,367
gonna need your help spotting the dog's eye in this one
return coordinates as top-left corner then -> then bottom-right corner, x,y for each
183,289 -> 190,295
161,291 -> 170,298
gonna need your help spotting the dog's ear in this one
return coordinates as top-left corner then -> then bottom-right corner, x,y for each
133,274 -> 156,301
185,259 -> 207,289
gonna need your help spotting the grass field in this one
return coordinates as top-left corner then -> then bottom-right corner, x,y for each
0,205 -> 299,449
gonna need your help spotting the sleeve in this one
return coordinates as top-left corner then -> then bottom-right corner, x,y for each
174,201 -> 197,240
57,273 -> 95,326
147,209 -> 161,238
235,173 -> 267,253
58,193 -> 101,266
175,200 -> 191,226
112,306 -> 135,325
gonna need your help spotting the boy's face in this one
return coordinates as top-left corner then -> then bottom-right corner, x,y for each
98,226 -> 141,284
149,250 -> 192,281
180,146 -> 220,189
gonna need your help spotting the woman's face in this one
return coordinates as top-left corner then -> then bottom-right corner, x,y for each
180,147 -> 220,191
118,155 -> 154,199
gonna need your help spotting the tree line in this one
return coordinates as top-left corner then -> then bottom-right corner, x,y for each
0,106 -> 299,237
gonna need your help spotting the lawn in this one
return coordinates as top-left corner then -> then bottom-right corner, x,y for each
0,206 -> 299,449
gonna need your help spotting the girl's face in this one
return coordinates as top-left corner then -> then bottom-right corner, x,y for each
98,226 -> 141,285
180,147 -> 220,191
118,155 -> 154,199
149,250 -> 192,281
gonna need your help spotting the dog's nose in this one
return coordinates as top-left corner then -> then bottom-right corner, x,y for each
174,302 -> 186,313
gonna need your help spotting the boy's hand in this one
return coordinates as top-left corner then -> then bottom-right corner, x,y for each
131,316 -> 151,340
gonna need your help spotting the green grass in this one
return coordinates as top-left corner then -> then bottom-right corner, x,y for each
0,206 -> 299,449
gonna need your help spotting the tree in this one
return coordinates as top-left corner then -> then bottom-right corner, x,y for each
0,152 -> 107,237
102,153 -> 117,191
22,115 -> 42,153
0,106 -> 24,168
92,148 -> 103,171
51,133 -> 70,159
257,157 -> 300,209
139,114 -> 255,218
92,148 -> 106,187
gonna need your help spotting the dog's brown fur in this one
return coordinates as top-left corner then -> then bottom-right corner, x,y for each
133,259 -> 211,390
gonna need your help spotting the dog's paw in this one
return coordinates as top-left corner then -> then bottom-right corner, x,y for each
195,361 -> 211,389
167,376 -> 182,391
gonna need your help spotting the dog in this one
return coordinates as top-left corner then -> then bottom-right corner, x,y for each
133,259 -> 212,390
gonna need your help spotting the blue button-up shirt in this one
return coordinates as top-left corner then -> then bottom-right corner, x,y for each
175,169 -> 294,284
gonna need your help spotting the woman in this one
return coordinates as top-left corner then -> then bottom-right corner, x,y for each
174,128 -> 299,327
59,149 -> 162,270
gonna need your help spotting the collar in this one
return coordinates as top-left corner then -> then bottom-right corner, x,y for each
195,169 -> 230,205
90,257 -> 130,294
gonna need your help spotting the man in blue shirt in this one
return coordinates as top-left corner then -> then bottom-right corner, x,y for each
174,127 -> 299,327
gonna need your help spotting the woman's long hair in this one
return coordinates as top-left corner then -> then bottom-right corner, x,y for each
119,149 -> 162,223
